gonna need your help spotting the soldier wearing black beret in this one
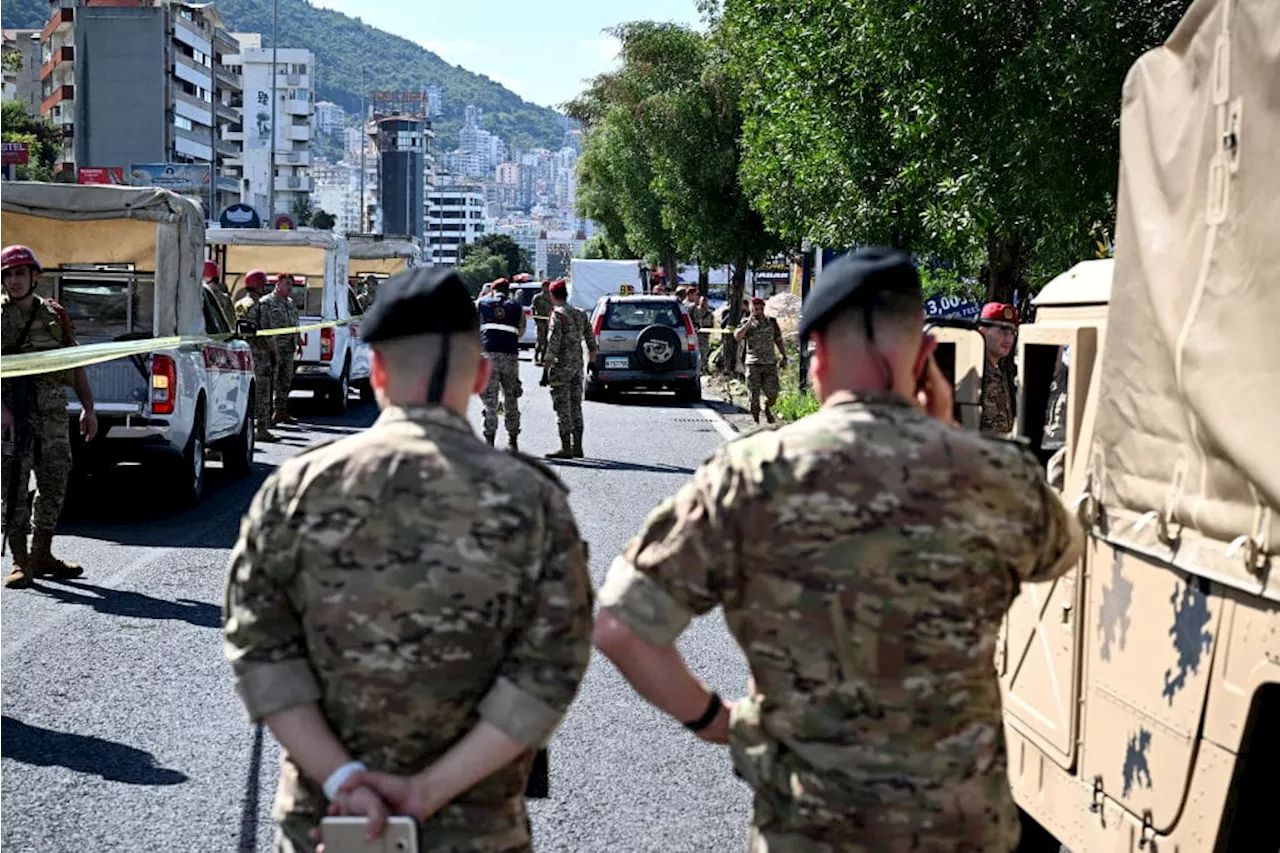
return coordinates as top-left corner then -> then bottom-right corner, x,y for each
223,266 -> 594,853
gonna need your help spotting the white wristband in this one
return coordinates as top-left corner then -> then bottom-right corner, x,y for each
323,761 -> 368,801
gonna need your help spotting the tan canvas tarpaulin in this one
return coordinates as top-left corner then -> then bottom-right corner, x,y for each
206,227 -> 348,309
1,182 -> 206,336
1092,0 -> 1279,599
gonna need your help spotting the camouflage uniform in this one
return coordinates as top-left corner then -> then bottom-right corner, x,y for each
259,292 -> 300,417
687,301 -> 714,373
598,391 -> 1083,852
208,282 -> 236,328
481,354 -> 522,445
235,291 -> 275,432
741,315 -> 784,416
544,304 -> 595,457
980,359 -> 1016,435
1,294 -> 77,538
531,291 -> 553,365
223,404 -> 594,853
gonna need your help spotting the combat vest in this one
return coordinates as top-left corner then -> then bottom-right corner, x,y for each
478,295 -> 523,355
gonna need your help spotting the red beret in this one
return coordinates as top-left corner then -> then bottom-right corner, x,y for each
203,260 -> 220,279
549,280 -> 568,298
751,296 -> 766,306
244,269 -> 267,289
980,302 -> 1018,325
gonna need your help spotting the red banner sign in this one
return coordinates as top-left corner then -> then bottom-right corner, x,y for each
1,142 -> 30,166
78,166 -> 125,185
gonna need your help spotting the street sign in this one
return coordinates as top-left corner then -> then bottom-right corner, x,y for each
2,142 -> 30,166
219,203 -> 262,229
924,294 -> 981,319
272,214 -> 296,230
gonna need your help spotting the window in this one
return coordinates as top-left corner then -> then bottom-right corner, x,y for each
52,269 -> 153,341
203,286 -> 231,333
602,301 -> 682,331
175,115 -> 194,132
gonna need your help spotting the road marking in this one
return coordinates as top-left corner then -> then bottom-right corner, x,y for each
695,404 -> 739,441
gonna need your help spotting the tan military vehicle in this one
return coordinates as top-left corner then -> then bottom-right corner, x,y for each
932,1 -> 1278,849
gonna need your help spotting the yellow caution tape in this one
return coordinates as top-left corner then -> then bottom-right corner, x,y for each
253,318 -> 353,337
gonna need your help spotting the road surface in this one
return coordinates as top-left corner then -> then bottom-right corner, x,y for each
1,355 -> 753,852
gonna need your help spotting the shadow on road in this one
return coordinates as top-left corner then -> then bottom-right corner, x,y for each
1,715 -> 188,785
544,458 -> 697,476
30,579 -> 220,628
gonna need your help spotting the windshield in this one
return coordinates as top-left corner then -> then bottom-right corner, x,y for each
602,301 -> 683,331
53,271 -> 154,341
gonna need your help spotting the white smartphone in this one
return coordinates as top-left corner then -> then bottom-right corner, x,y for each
320,816 -> 418,853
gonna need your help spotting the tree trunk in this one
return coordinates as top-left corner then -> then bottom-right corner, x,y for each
721,255 -> 747,377
983,230 -> 1027,307
697,263 -> 709,297
663,248 -> 680,290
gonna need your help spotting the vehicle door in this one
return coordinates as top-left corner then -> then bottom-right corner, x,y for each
926,324 -> 986,429
346,285 -> 371,381
198,285 -> 240,439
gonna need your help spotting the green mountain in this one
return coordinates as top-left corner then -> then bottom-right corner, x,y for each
0,0 -> 569,152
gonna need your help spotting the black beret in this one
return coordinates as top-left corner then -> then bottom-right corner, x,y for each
360,267 -> 479,344
798,247 -> 921,339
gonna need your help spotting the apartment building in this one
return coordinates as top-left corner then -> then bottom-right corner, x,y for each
223,34 -> 313,220
3,29 -> 43,114
426,179 -> 486,266
38,0 -> 242,213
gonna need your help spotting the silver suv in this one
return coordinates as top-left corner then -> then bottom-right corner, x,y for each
585,295 -> 701,402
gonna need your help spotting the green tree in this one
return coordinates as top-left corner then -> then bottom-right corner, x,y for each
309,209 -> 337,230
581,234 -> 616,259
716,0 -> 1187,305
1,101 -> 61,182
460,233 -> 531,278
456,249 -> 508,296
290,194 -> 314,225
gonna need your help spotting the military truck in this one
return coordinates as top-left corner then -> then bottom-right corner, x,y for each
932,1 -> 1278,849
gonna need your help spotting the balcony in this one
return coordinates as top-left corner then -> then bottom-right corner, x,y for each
222,125 -> 243,142
216,137 -> 239,156
275,175 -> 312,193
41,7 -> 73,43
282,97 -> 311,117
39,45 -> 73,81
40,84 -> 73,116
216,175 -> 240,193
278,150 -> 311,167
285,124 -> 309,142
215,66 -> 241,89
216,100 -> 240,123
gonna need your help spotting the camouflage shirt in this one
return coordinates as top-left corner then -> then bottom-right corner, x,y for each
1,293 -> 78,390
980,359 -> 1016,435
531,291 -> 553,324
598,391 -> 1082,850
740,314 -> 783,365
223,405 -> 594,850
545,304 -> 594,380
259,291 -> 301,352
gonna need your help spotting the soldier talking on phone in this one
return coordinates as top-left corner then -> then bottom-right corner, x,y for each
222,267 -> 594,853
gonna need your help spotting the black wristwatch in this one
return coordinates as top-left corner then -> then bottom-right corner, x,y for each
683,691 -> 723,733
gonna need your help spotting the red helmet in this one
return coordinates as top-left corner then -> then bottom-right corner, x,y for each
203,260 -> 220,280
244,269 -> 268,290
1,245 -> 42,274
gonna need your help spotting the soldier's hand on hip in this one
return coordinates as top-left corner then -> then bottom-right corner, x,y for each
79,408 -> 98,442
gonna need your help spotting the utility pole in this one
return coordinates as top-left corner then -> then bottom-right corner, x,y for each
266,0 -> 278,225
359,64 -> 366,233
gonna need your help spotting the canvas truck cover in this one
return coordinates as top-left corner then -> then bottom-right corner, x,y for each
1092,0 -> 1279,599
568,259 -> 643,311
1,182 -> 206,336
206,227 -> 349,316
347,235 -> 421,262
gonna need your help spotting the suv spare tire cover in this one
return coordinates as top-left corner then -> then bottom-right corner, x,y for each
635,324 -> 681,372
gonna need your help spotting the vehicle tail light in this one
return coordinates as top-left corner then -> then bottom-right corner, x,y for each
151,354 -> 177,415
592,312 -> 604,338
683,310 -> 697,350
320,326 -> 335,361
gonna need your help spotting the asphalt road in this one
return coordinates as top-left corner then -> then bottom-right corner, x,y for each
0,354 -> 752,853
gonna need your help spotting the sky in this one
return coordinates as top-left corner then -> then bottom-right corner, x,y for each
309,0 -> 707,110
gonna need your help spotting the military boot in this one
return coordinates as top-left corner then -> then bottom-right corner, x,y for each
29,531 -> 83,580
751,409 -> 761,424
256,425 -> 279,443
484,431 -> 496,447
508,434 -> 519,453
572,428 -> 584,458
4,534 -> 33,589
764,407 -> 776,425
545,433 -> 575,459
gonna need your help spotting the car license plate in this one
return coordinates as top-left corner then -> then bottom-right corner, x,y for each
604,356 -> 629,369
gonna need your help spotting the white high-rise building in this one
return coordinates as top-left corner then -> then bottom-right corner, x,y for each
427,181 -> 486,266
313,100 -> 346,136
225,36 -> 314,219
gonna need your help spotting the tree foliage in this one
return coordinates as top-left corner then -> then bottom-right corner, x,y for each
456,249 -> 507,296
460,233 -> 531,277
717,0 -> 1188,303
309,209 -> 337,230
1,101 -> 61,182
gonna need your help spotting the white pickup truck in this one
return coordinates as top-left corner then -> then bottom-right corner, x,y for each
1,183 -> 257,508
207,228 -> 370,414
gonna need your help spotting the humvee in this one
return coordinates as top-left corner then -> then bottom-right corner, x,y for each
932,1 -> 1279,849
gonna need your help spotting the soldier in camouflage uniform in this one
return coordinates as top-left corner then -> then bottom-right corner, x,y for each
541,279 -> 596,460
978,302 -> 1018,436
593,248 -> 1083,853
260,273 -> 301,425
477,278 -> 526,450
734,296 -> 788,423
531,280 -> 553,366
1,245 -> 98,588
223,267 -> 593,853
234,269 -> 278,443
204,260 -> 236,326
692,294 -> 715,374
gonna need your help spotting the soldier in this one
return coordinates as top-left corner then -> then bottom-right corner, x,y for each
234,269 -> 278,443
540,279 -> 596,460
531,279 -> 553,366
477,277 -> 526,450
358,274 -> 379,312
592,247 -> 1084,852
1,244 -> 98,588
222,267 -> 594,853
204,260 -> 235,327
260,273 -> 301,425
733,296 -> 787,423
978,301 -> 1018,435
685,291 -> 714,374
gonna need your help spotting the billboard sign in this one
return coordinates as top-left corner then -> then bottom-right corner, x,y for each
2,142 -> 30,165
78,166 -> 126,185
127,163 -> 212,193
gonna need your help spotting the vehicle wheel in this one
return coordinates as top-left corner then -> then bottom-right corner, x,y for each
327,364 -> 350,415
676,379 -> 702,403
221,392 -> 254,477
635,324 -> 682,373
1013,809 -> 1060,853
178,403 -> 206,509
